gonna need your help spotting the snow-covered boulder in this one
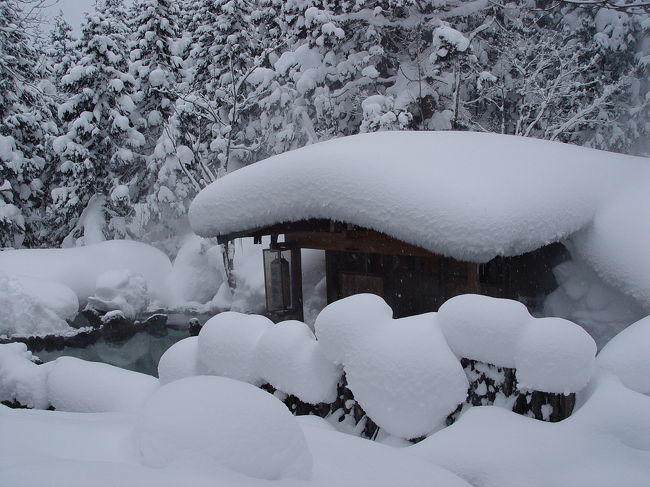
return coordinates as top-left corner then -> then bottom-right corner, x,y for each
9,275 -> 79,322
514,317 -> 596,394
0,275 -> 76,337
132,376 -> 312,480
87,269 -> 149,318
0,343 -> 50,409
197,312 -> 272,385
47,357 -> 158,413
157,336 -> 199,386
438,294 -> 531,367
255,320 -> 341,404
597,315 -> 650,394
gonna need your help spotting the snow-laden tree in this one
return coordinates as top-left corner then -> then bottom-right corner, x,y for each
129,0 -> 183,150
0,0 -> 56,248
452,4 -> 649,155
47,0 -> 145,246
47,11 -> 77,90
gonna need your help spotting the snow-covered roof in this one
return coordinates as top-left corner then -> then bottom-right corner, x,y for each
189,131 -> 650,306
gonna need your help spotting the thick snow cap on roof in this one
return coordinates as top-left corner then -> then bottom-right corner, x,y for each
189,131 -> 647,264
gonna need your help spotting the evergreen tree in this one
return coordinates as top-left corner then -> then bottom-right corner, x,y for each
47,0 -> 144,246
0,0 -> 55,247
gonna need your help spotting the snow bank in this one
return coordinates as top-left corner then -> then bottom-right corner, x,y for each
0,343 -> 49,409
189,131 -> 647,265
544,259 -> 645,348
157,336 -> 199,386
0,398 -> 471,487
197,312 -> 272,385
255,320 -> 340,404
133,376 -> 312,480
438,294 -> 530,367
572,183 -> 650,310
87,269 -> 149,318
409,372 -> 650,487
0,240 -> 173,307
47,357 -> 158,413
598,315 -> 650,394
514,317 -> 596,394
0,275 -> 76,337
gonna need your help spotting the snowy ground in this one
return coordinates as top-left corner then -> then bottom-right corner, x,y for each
1,295 -> 649,486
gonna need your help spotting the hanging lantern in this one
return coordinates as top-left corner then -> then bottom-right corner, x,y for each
263,245 -> 293,313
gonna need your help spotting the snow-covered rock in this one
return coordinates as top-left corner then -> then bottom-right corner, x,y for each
255,320 -> 341,404
0,343 -> 50,409
47,357 -> 158,413
157,336 -> 199,386
87,269 -> 149,318
438,294 -> 531,367
597,315 -> 650,394
0,275 -> 76,337
132,376 -> 312,480
9,275 -> 79,322
197,312 -> 272,385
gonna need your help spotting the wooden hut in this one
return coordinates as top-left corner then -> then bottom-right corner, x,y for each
188,131 -> 649,322
216,218 -> 566,322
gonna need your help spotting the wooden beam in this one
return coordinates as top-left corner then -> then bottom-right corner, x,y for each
285,230 -> 434,258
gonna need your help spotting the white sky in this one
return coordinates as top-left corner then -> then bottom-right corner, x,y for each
42,0 -> 133,35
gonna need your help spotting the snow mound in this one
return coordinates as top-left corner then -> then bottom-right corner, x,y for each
573,183 -> 650,310
345,313 -> 468,439
255,320 -> 340,404
189,131 -> 647,265
514,317 -> 596,394
314,293 -> 393,365
410,372 -> 650,487
438,294 -> 531,367
544,259 -> 645,349
0,275 -> 76,337
157,336 -> 199,386
315,295 -> 467,438
0,240 -> 173,307
87,269 -> 149,318
9,275 -> 79,322
169,234 -> 225,305
0,343 -> 49,409
197,312 -> 272,385
47,357 -> 158,413
598,315 -> 650,394
132,376 -> 312,480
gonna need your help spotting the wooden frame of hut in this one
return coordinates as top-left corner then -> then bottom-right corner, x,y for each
217,218 -> 567,322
